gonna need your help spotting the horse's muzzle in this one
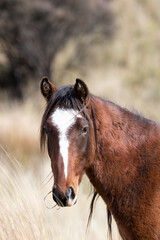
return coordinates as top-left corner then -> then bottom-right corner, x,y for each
52,186 -> 77,207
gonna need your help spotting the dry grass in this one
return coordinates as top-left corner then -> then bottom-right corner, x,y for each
0,148 -> 51,240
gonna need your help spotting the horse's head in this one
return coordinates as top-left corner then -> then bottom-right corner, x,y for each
40,77 -> 96,207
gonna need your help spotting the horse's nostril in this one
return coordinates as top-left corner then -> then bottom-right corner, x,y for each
52,187 -> 76,207
66,186 -> 75,200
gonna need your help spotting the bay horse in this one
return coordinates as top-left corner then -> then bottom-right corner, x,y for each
40,77 -> 160,240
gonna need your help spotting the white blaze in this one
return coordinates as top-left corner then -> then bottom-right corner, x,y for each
51,108 -> 81,179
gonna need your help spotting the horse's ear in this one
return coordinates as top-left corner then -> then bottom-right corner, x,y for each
73,79 -> 89,104
40,77 -> 56,101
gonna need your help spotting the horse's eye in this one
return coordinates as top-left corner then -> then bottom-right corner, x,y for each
81,126 -> 88,135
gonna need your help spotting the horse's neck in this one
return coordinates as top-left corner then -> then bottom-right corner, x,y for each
87,95 -> 159,214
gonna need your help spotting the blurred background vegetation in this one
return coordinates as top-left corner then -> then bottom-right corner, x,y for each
0,0 -> 160,239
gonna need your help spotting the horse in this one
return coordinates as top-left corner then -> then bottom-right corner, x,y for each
40,77 -> 160,240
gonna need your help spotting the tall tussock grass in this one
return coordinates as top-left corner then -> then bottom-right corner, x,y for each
0,147 -> 52,240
